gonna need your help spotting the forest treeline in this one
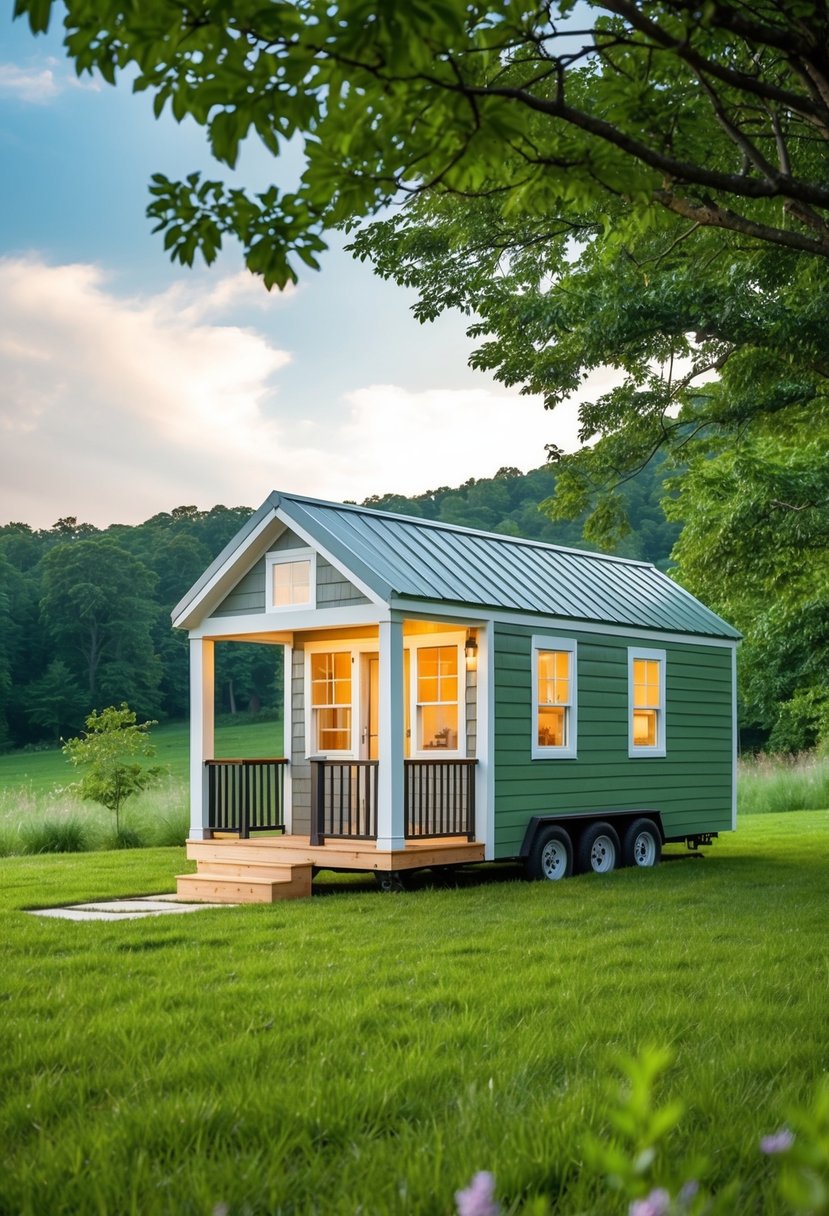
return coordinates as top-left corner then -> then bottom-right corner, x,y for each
0,461 -> 677,749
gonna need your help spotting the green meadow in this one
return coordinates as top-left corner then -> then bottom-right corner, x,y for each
0,717 -> 284,791
0,718 -> 284,855
1,811 -> 828,1215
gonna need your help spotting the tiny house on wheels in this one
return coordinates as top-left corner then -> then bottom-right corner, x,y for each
173,491 -> 739,902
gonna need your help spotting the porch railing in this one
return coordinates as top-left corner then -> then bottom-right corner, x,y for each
310,759 -> 378,844
206,759 -> 288,838
404,758 -> 477,841
310,757 -> 476,844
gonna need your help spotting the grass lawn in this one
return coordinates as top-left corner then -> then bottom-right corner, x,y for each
2,812 -> 828,1215
0,716 -> 284,792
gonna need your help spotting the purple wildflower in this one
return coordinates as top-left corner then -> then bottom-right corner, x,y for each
455,1171 -> 500,1216
761,1128 -> 795,1155
629,1188 -> 671,1216
678,1180 -> 699,1205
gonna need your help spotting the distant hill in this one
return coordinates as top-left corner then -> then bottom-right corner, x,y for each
359,457 -> 679,570
0,462 -> 679,750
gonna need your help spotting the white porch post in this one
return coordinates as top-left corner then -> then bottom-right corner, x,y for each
282,642 -> 293,835
376,617 -> 405,851
189,636 -> 215,841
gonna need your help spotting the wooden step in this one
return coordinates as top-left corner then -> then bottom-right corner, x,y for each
194,859 -> 307,882
176,864 -> 312,904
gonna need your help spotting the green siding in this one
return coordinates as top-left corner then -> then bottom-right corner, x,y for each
493,623 -> 734,857
210,549 -> 369,618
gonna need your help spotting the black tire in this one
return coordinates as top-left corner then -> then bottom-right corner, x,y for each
576,821 -> 621,875
374,869 -> 406,893
621,818 -> 662,868
524,824 -> 574,882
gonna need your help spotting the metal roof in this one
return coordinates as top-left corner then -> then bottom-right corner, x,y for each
171,490 -> 739,639
270,492 -> 740,640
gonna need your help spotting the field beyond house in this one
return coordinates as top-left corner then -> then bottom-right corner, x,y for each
1,810 -> 828,1215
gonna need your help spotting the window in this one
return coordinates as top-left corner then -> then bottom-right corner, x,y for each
629,648 -> 666,756
532,637 -> 577,759
266,549 -> 315,611
416,645 -> 459,752
310,651 -> 352,752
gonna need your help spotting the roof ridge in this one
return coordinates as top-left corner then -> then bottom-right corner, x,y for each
270,490 -> 655,571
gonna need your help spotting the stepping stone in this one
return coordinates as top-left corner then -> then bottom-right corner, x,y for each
28,894 -> 233,921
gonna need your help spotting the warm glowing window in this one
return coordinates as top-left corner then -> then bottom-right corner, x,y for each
310,651 -> 352,751
532,637 -> 577,758
416,645 -> 459,751
266,550 -> 315,610
629,648 -> 666,756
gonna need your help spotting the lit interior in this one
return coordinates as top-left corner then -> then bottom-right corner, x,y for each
274,559 -> 311,607
311,651 -> 351,750
633,709 -> 657,746
537,650 -> 570,747
538,706 -> 566,747
632,658 -> 661,746
417,646 -> 458,749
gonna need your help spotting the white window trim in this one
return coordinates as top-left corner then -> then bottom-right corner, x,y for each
531,635 -> 578,760
265,548 -> 316,612
407,632 -> 466,760
628,646 -> 667,757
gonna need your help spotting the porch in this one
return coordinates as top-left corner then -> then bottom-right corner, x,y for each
177,832 -> 485,904
175,754 -> 480,902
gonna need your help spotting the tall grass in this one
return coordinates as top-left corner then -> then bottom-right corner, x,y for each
0,776 -> 189,857
1,739 -> 827,857
737,750 -> 829,814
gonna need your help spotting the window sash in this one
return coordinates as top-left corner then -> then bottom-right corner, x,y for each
532,638 -> 577,759
629,649 -> 666,756
310,651 -> 352,752
416,644 -> 459,752
266,549 -> 316,611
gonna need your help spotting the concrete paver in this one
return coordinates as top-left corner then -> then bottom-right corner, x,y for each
28,894 -> 232,921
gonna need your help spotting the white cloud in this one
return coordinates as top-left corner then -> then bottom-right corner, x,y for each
0,58 -> 100,104
0,257 -> 294,525
0,256 -> 588,529
329,384 -> 579,500
0,61 -> 59,104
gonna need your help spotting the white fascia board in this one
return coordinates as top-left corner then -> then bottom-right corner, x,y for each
189,602 -> 386,640
172,509 -> 281,630
274,505 -> 389,609
390,600 -> 740,650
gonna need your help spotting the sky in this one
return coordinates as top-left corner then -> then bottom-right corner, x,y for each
0,11 -> 591,530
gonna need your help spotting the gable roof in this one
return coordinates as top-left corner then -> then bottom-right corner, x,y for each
172,490 -> 740,640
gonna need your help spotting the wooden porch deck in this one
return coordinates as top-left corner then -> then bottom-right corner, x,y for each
176,835 -> 486,904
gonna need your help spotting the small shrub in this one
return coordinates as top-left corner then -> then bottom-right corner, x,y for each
18,818 -> 89,855
150,806 -> 190,847
109,826 -> 144,850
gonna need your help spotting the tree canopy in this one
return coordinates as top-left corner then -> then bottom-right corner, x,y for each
11,0 -> 829,748
15,0 -> 829,285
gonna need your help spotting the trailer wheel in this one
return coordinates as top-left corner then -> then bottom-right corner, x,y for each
576,822 -> 620,875
525,825 -> 573,882
622,818 -> 662,868
374,870 -> 406,893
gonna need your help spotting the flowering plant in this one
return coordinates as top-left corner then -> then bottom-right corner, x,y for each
455,1050 -> 829,1215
